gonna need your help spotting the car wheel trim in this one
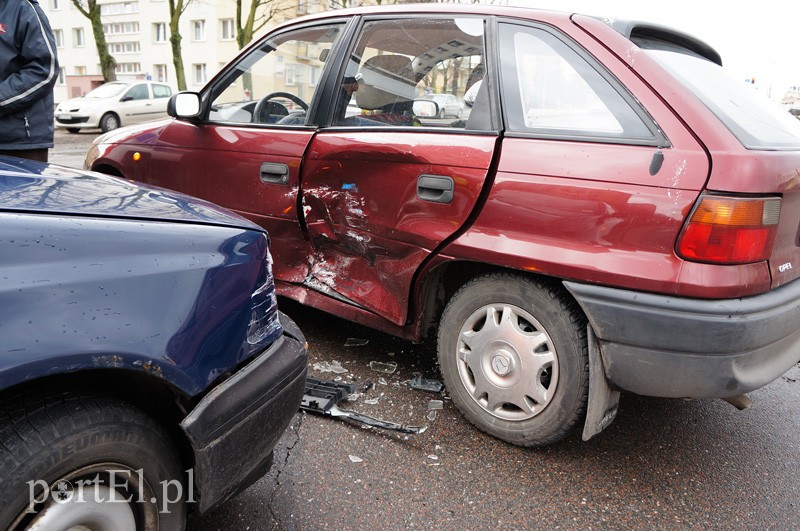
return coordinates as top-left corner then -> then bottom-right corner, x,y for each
13,462 -> 158,531
456,303 -> 559,422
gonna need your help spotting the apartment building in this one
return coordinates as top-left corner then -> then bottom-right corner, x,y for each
41,0 -> 327,103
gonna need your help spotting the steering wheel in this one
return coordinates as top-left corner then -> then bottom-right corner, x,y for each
253,92 -> 309,124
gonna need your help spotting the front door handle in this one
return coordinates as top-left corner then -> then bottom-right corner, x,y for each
417,174 -> 453,203
260,162 -> 289,184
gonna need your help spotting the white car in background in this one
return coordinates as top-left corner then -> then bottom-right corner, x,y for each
55,81 -> 173,133
422,93 -> 464,119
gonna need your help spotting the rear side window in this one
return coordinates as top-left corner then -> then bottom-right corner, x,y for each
152,84 -> 172,98
649,50 -> 800,150
499,23 -> 658,144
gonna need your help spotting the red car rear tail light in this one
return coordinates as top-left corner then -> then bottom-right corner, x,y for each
676,195 -> 781,264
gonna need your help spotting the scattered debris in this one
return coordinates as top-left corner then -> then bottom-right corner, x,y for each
427,399 -> 444,421
301,377 -> 426,434
410,373 -> 444,393
345,337 -> 370,347
427,455 -> 439,460
369,361 -> 397,374
359,380 -> 375,393
312,360 -> 349,374
348,455 -> 363,463
428,400 -> 444,410
364,395 -> 382,405
378,378 -> 387,386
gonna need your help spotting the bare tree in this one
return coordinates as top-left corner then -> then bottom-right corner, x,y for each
70,0 -> 116,81
168,0 -> 191,90
234,0 -> 294,50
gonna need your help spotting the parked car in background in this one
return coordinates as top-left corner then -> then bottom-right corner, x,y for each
421,93 -> 464,118
55,81 -> 173,133
0,156 -> 307,529
86,4 -> 800,448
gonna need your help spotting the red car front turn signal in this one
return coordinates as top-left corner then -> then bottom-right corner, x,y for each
677,195 -> 781,264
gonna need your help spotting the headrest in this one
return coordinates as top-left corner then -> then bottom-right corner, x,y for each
356,55 -> 415,111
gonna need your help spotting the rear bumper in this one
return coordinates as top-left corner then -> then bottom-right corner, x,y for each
565,280 -> 800,398
181,312 -> 307,513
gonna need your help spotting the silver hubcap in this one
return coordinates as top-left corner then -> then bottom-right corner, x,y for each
456,304 -> 558,421
27,485 -> 136,531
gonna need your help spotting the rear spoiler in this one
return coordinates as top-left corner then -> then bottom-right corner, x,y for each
606,20 -> 722,66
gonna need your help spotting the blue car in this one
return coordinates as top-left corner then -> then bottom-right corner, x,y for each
0,156 -> 307,529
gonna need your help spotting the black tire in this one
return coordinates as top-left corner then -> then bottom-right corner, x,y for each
0,389 -> 186,530
438,273 -> 589,447
66,127 -> 80,134
100,112 -> 120,133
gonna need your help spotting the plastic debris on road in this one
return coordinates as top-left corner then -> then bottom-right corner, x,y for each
344,337 -> 369,347
369,361 -> 397,374
301,377 -> 427,435
312,360 -> 349,374
410,373 -> 444,393
349,455 -> 363,463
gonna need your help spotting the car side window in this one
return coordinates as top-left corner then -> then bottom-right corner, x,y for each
124,84 -> 149,101
332,17 -> 486,130
152,84 -> 172,98
499,23 -> 656,142
208,24 -> 344,126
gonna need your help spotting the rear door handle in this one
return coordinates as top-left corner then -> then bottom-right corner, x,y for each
260,162 -> 289,184
417,174 -> 453,203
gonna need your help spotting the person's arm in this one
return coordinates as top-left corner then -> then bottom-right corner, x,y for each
0,0 -> 58,117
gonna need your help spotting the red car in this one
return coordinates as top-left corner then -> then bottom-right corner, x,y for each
86,4 -> 800,446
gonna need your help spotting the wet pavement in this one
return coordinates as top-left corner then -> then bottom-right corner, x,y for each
54,130 -> 800,530
188,301 -> 800,530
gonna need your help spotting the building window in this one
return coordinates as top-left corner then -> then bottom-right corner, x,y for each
100,1 -> 139,16
74,66 -> 87,75
193,63 -> 207,85
192,20 -> 205,41
103,22 -> 139,35
154,64 -> 168,83
308,65 -> 320,87
53,29 -> 64,48
72,28 -> 85,47
297,0 -> 308,14
109,41 -> 141,54
49,0 -> 61,10
115,62 -> 142,75
221,18 -> 235,41
153,22 -> 167,43
284,63 -> 297,86
57,67 -> 66,85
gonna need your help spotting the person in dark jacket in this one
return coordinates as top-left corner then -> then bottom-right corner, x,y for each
0,0 -> 58,162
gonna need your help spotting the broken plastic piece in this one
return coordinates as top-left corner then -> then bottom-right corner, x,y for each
369,361 -> 397,374
345,337 -> 369,347
348,455 -> 363,463
301,377 -> 426,434
428,400 -> 444,410
312,360 -> 349,374
427,410 -> 438,421
410,373 -> 444,393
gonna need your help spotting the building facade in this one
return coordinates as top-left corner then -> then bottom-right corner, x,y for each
41,0 -> 329,103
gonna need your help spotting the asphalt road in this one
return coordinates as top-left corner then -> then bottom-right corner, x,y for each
53,129 -> 800,530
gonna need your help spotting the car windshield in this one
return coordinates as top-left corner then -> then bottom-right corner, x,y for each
649,50 -> 800,150
84,83 -> 128,99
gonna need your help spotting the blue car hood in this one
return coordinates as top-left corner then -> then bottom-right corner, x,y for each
0,156 -> 261,230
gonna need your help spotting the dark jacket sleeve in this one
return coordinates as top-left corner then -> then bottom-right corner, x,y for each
0,0 -> 58,117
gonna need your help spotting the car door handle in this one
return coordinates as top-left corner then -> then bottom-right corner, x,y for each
417,174 -> 453,203
260,162 -> 289,184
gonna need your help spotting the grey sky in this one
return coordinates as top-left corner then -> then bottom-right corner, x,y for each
507,0 -> 800,100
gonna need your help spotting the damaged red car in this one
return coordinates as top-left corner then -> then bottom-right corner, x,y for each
86,4 -> 800,446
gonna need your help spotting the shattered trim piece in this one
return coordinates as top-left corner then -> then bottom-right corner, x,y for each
301,377 -> 427,435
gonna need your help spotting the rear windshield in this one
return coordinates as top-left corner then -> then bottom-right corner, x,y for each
648,50 -> 800,150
